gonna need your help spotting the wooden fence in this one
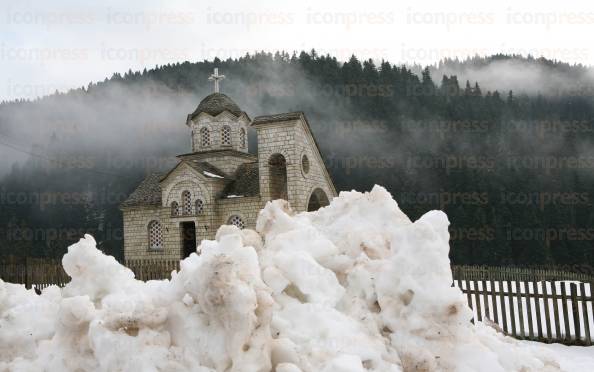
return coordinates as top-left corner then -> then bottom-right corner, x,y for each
124,259 -> 180,281
2,257 -> 593,346
0,256 -> 180,287
452,266 -> 594,345
0,256 -> 69,289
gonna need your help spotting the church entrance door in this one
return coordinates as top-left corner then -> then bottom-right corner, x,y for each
180,221 -> 196,258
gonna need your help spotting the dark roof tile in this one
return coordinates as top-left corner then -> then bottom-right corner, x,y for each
121,173 -> 162,207
251,112 -> 303,125
190,93 -> 243,119
222,162 -> 260,198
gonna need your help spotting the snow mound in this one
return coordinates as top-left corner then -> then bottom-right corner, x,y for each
0,186 -> 582,371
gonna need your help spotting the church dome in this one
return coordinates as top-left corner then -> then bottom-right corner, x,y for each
190,93 -> 242,119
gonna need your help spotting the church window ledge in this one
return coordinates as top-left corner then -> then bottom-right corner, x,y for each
171,212 -> 198,218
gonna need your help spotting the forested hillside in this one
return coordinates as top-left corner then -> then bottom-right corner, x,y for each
1,51 -> 593,268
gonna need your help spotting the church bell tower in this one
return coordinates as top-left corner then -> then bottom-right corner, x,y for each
186,68 -> 251,154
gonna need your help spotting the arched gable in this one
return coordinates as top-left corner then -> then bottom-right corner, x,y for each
163,178 -> 209,207
161,163 -> 211,207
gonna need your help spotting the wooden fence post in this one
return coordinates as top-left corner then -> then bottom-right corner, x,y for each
543,281 -> 552,342
580,282 -> 591,345
515,281 -> 525,338
525,281 -> 534,340
533,280 -> 543,340
474,280 -> 483,322
489,279 -> 498,324
570,283 -> 580,342
560,283 -> 571,342
507,280 -> 517,337
25,257 -> 31,289
499,281 -> 508,334
551,282 -> 562,340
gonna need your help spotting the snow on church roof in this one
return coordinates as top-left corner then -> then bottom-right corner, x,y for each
203,171 -> 224,179
185,160 -> 226,179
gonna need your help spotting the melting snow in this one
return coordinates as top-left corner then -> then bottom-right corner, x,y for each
0,186 -> 592,371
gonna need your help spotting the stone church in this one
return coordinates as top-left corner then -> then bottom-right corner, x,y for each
121,69 -> 337,261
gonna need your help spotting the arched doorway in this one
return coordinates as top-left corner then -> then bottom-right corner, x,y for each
268,153 -> 288,200
307,188 -> 329,211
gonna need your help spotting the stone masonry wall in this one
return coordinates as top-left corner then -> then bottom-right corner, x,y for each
122,206 -> 181,261
123,195 -> 264,262
215,196 -> 264,231
255,119 -> 336,212
190,112 -> 250,154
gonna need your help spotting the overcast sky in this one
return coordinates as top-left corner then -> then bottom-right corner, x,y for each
1,0 -> 593,101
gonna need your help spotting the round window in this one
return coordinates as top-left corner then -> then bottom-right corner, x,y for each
301,154 -> 310,175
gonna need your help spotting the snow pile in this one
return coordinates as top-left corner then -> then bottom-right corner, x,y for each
0,186 -> 587,371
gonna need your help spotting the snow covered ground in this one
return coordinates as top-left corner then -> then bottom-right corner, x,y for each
1,186 -> 593,371
539,342 -> 594,371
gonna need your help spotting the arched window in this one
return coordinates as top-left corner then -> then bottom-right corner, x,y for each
171,201 -> 179,216
307,188 -> 330,212
182,190 -> 192,215
200,127 -> 210,147
221,125 -> 231,145
228,215 -> 244,229
148,220 -> 163,249
195,199 -> 204,214
239,128 -> 246,148
268,153 -> 288,200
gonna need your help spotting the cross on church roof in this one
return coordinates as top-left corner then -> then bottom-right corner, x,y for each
208,68 -> 225,93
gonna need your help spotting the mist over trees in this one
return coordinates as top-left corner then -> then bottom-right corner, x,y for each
1,50 -> 593,268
